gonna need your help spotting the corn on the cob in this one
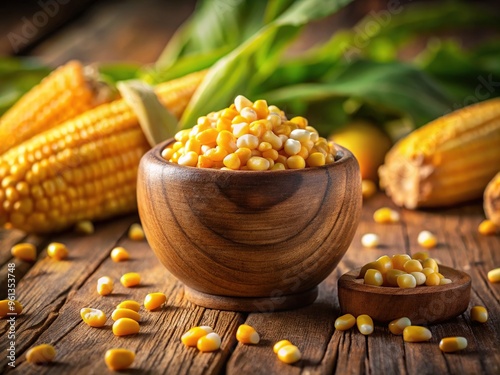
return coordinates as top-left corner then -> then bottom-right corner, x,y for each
0,70 -> 206,233
0,60 -> 113,155
379,98 -> 500,208
484,172 -> 500,226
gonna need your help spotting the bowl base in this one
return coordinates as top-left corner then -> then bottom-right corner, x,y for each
184,286 -> 318,312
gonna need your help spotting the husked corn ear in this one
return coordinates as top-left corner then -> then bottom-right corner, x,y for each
379,98 -> 500,209
484,172 -> 500,226
0,60 -> 112,155
0,70 -> 206,233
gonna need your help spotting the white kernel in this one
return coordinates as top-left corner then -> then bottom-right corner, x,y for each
361,233 -> 380,248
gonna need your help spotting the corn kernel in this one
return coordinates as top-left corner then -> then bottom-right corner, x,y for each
120,272 -> 141,288
234,95 -> 253,112
417,230 -> 437,249
361,233 -> 380,248
181,326 -> 213,347
46,242 -> 68,260
112,308 -> 141,322
397,274 -> 417,289
80,308 -> 107,327
364,269 -> 383,286
425,272 -> 441,286
128,223 -> 145,241
236,324 -> 260,344
277,344 -> 301,364
439,337 -> 467,352
252,99 -> 269,119
403,326 -> 432,342
385,269 -> 407,286
412,251 -> 429,261
361,179 -> 377,199
306,152 -> 326,167
144,292 -> 166,311
422,267 -> 435,277
112,317 -> 140,336
178,151 -> 199,167
375,255 -> 393,273
392,254 -> 412,270
357,314 -> 374,335
404,259 -> 423,273
74,220 -> 94,234
105,348 -> 135,371
284,138 -> 301,155
439,278 -> 452,285
197,332 -> 221,352
11,243 -> 36,262
410,272 -> 426,286
0,299 -> 23,318
223,153 -> 241,170
478,219 -> 497,235
117,300 -> 141,312
470,306 -> 488,323
247,156 -> 270,171
26,344 -> 56,364
388,317 -> 411,335
334,314 -> 356,331
373,207 -> 400,224
286,155 -> 306,169
97,276 -> 113,296
488,268 -> 500,283
110,247 -> 130,262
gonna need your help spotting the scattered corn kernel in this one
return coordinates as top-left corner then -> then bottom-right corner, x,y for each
488,268 -> 500,283
197,332 -> 221,352
373,207 -> 400,224
388,317 -> 411,335
11,243 -> 36,262
112,317 -> 140,336
80,308 -> 107,327
26,344 -> 56,364
364,269 -> 384,286
117,300 -> 141,312
120,272 -> 141,288
105,348 -> 135,371
97,276 -> 113,296
439,337 -> 467,353
236,324 -> 260,344
273,340 -> 293,354
361,233 -> 380,248
46,242 -> 68,260
417,230 -> 437,249
397,274 -> 417,289
0,299 -> 23,318
361,179 -> 377,199
112,308 -> 140,322
277,344 -> 302,364
357,314 -> 374,335
470,306 -> 488,323
181,326 -> 213,347
144,292 -> 166,311
128,223 -> 145,241
74,220 -> 94,235
403,326 -> 432,342
335,314 -> 356,331
110,247 -> 130,262
478,219 -> 497,235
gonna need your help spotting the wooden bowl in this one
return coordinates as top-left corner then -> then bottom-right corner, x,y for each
338,266 -> 471,324
137,139 -> 362,312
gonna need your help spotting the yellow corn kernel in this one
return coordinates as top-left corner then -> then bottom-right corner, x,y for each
422,258 -> 439,273
178,151 -> 199,167
272,340 -> 292,354
197,332 -> 221,352
403,326 -> 432,342
277,344 -> 302,364
46,242 -> 68,260
361,179 -> 377,199
436,272 -> 444,279
272,163 -> 286,170
392,254 -> 412,271
286,155 -> 306,169
112,317 -> 140,336
488,268 -> 500,283
364,269 -> 383,286
128,223 -> 145,241
234,95 -> 253,112
80,308 -> 107,327
412,251 -> 429,261
0,299 -> 23,318
417,230 -> 437,249
478,219 -> 497,235
112,308 -> 140,322
236,324 -> 260,344
425,272 -> 440,286
411,272 -> 426,286
144,292 -> 166,311
252,99 -> 269,119
440,278 -> 452,285
196,128 -> 219,145
361,233 -> 379,248
422,267 -> 435,278
74,220 -> 94,235
385,269 -> 407,286
397,274 -> 417,289
439,337 -> 467,353
388,317 -> 411,335
105,348 -> 135,371
26,344 -> 56,364
11,243 -> 36,262
404,259 -> 423,273
110,247 -> 130,262
120,272 -> 141,288
223,153 -> 241,170
373,207 -> 400,224
181,326 -> 213,347
117,300 -> 141,312
306,152 -> 326,167
247,156 -> 270,171
375,255 -> 393,273
334,314 -> 356,331
470,306 -> 488,323
357,314 -> 374,335
97,276 -> 113,296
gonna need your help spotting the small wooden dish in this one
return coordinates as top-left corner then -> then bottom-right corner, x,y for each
338,266 -> 471,324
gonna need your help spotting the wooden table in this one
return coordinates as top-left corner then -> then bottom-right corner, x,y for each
1,1 -> 499,374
